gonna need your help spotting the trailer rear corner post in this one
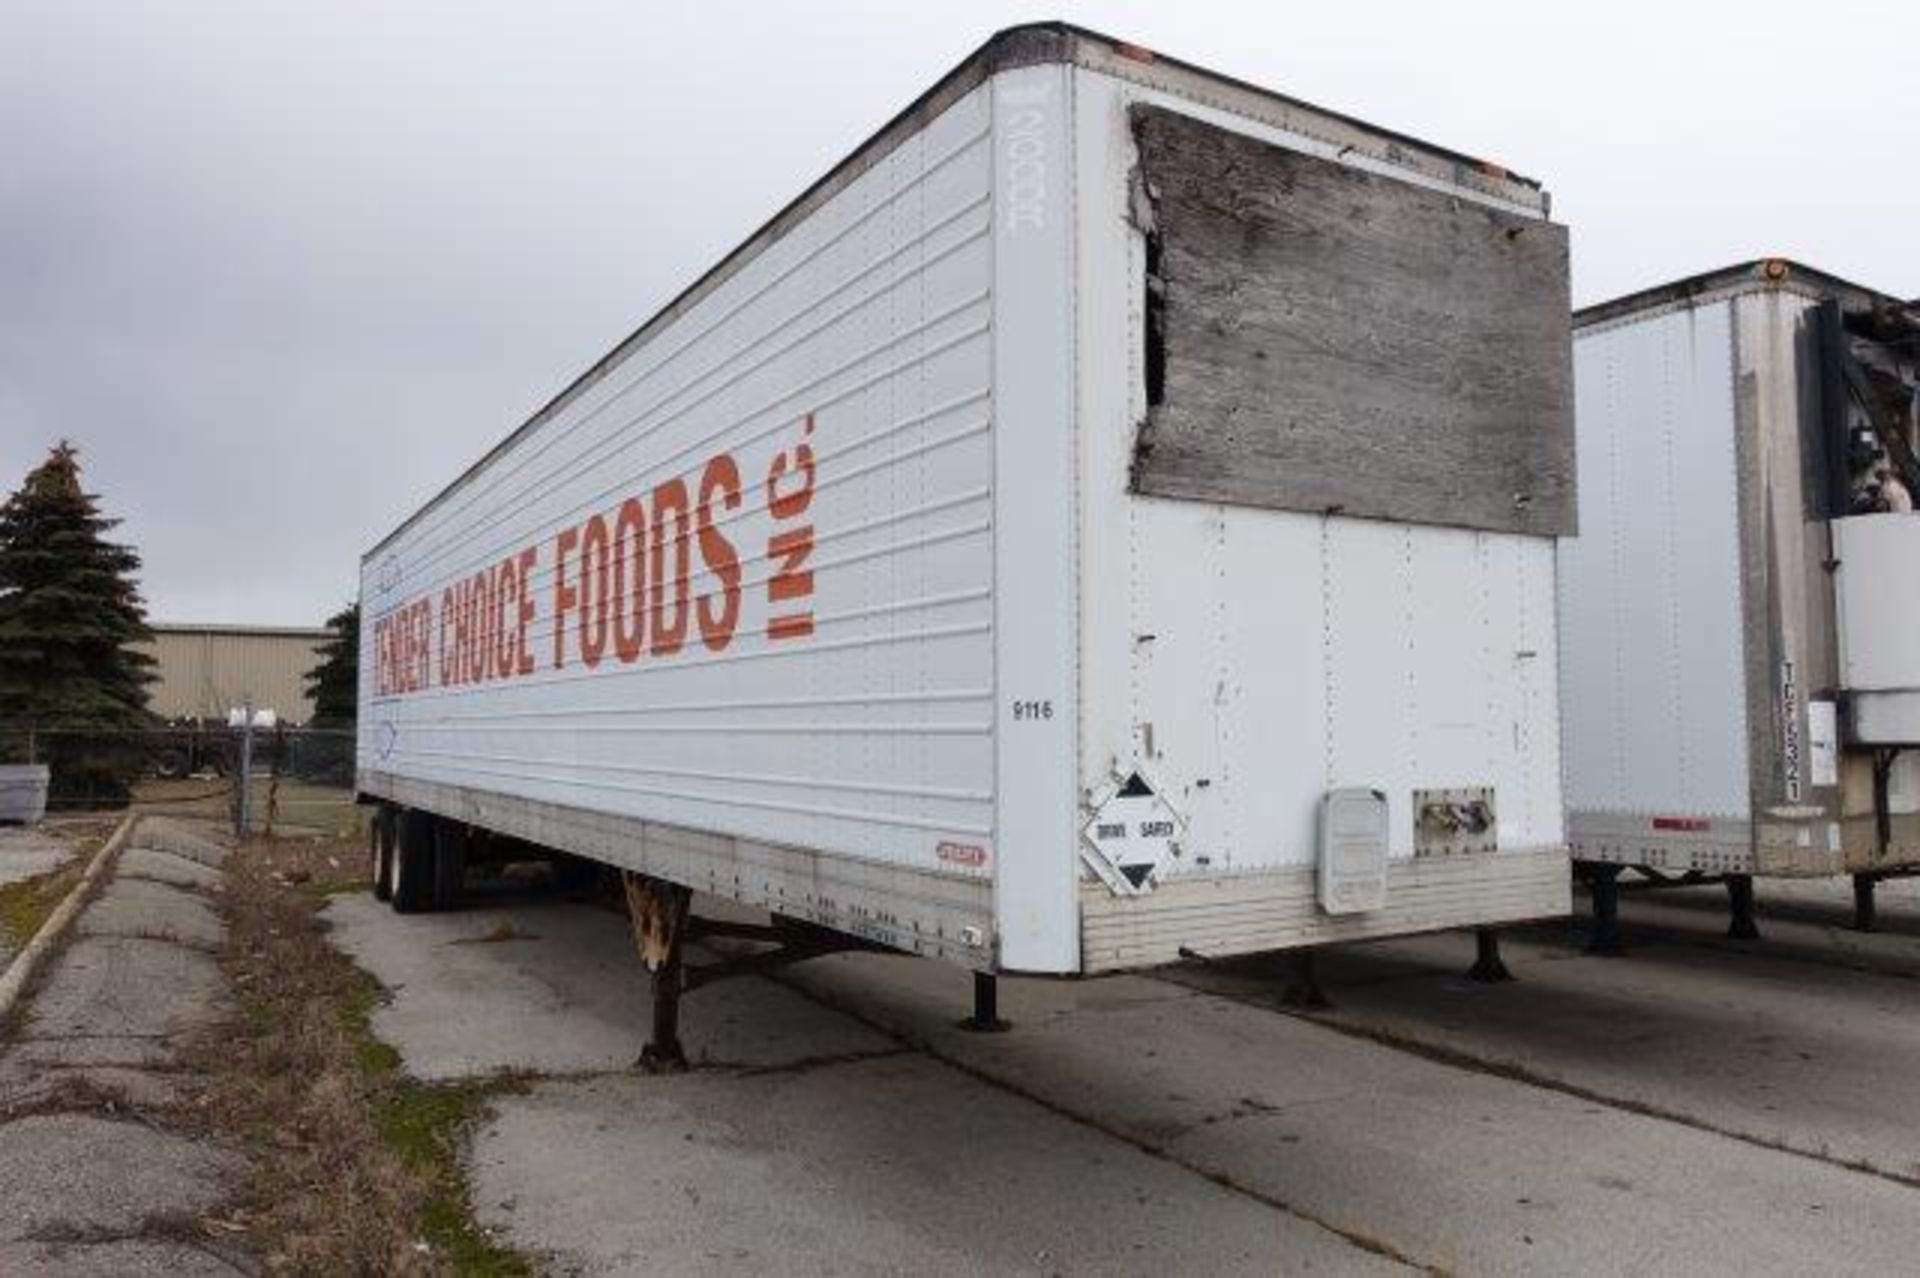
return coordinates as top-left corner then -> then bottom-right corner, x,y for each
1467,928 -> 1516,983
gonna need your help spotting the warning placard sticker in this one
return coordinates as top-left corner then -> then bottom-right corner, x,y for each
1082,772 -> 1183,895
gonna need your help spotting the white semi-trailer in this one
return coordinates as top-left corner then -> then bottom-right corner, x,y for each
1561,260 -> 1920,947
357,24 -> 1575,1062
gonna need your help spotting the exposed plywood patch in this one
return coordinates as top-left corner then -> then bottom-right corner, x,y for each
1128,105 -> 1576,537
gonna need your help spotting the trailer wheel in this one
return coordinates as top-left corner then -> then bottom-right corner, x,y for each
371,808 -> 395,903
432,820 -> 468,911
551,851 -> 599,897
392,809 -> 435,914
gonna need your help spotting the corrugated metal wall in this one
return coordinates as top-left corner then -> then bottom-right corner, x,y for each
139,626 -> 329,723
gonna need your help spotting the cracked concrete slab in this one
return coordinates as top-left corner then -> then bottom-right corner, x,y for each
0,1113 -> 244,1244
327,893 -> 892,1079
117,848 -> 222,894
0,1059 -> 198,1113
773,951 -> 1920,1276
1160,894 -> 1920,1181
130,820 -> 229,870
0,1238 -> 247,1276
77,877 -> 224,950
472,1056 -> 1401,1276
22,936 -> 225,1049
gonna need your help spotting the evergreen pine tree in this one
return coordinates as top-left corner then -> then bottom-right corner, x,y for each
0,442 -> 155,802
304,601 -> 359,727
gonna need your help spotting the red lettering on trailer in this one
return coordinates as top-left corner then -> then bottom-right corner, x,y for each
1651,816 -> 1711,832
613,497 -> 648,662
696,455 -> 742,651
766,414 -> 817,641
649,478 -> 691,656
580,512 -> 612,668
552,525 -> 580,669
494,555 -> 518,679
375,413 -> 827,698
374,595 -> 434,698
514,547 -> 538,674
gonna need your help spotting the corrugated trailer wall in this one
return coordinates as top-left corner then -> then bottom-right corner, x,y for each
1558,302 -> 1754,868
361,81 -> 1000,962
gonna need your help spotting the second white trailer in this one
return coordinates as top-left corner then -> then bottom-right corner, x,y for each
357,25 -> 1575,1051
1561,259 -> 1920,943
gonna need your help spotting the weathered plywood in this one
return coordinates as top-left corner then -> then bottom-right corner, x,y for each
1129,105 -> 1575,536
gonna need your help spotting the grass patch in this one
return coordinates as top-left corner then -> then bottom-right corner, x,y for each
191,833 -> 532,1275
373,1080 -> 530,1277
0,827 -> 103,951
0,864 -> 80,950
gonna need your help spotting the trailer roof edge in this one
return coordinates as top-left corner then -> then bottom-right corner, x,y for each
363,21 -> 1549,564
1575,259 -> 1907,333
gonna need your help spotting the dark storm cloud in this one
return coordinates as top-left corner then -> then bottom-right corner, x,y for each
2,0 -> 1912,623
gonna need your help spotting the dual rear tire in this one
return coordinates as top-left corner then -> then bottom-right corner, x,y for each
378,807 -> 464,913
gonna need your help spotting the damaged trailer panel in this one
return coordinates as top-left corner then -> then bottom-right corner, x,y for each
356,25 -> 1574,1000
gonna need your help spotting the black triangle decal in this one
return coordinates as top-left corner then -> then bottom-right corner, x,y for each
1119,862 -> 1154,889
1117,772 -> 1154,798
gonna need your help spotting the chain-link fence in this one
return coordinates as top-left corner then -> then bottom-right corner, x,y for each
0,720 -> 363,839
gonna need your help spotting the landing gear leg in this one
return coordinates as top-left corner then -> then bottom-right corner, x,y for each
1585,864 -> 1626,956
1467,928 -> 1515,983
961,971 -> 1010,1033
1854,873 -> 1879,933
1726,874 -> 1761,941
623,872 -> 693,1073
1281,949 -> 1332,1010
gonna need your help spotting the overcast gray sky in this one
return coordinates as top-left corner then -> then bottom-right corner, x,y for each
3,0 -> 1913,625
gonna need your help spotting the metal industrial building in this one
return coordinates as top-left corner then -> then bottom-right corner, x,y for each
139,623 -> 330,724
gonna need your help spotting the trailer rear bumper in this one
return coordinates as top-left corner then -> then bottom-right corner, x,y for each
1077,848 -> 1569,974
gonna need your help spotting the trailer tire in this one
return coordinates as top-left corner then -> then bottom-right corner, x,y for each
432,820 -> 468,911
392,809 -> 435,914
371,808 -> 395,903
551,851 -> 599,897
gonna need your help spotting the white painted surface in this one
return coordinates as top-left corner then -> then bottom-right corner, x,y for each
988,63 -> 1079,972
1833,513 -> 1920,692
362,54 -> 1574,972
1560,301 -> 1750,819
1853,690 -> 1920,746
362,84 -> 998,885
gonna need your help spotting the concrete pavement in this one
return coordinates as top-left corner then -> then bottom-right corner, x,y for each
0,817 -> 249,1275
331,878 -> 1920,1276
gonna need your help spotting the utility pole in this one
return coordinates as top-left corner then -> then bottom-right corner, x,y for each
234,699 -> 255,840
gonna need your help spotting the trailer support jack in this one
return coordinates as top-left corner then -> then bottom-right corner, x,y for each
1725,874 -> 1761,941
623,873 -> 692,1074
1585,864 -> 1626,956
1854,874 -> 1879,933
961,971 -> 1010,1033
1281,950 -> 1332,1010
1467,928 -> 1515,983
